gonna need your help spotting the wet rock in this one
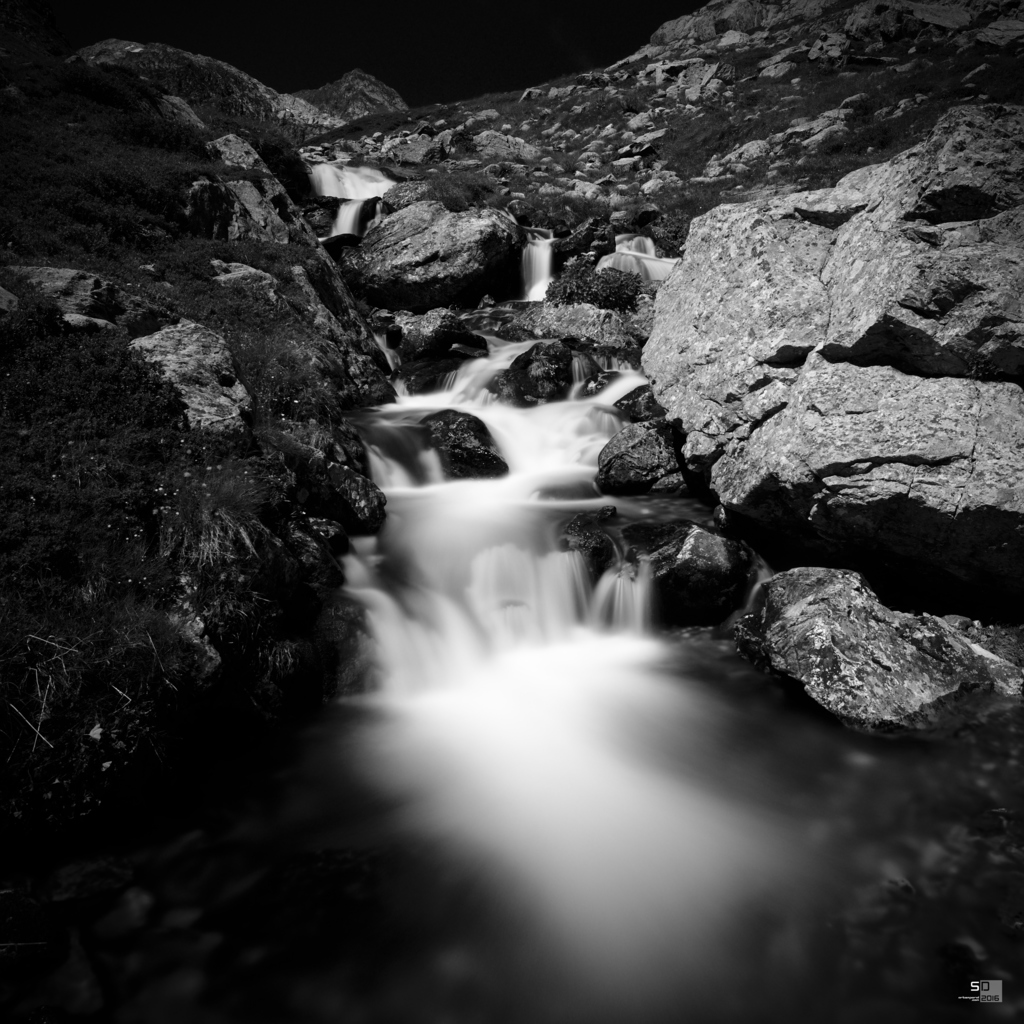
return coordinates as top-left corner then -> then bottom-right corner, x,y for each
299,195 -> 342,235
596,420 -> 682,495
325,463 -> 386,535
395,354 -> 477,394
420,409 -> 508,479
734,567 -> 1023,732
560,507 -> 618,580
130,320 -> 251,431
644,104 -> 1024,600
346,200 -> 523,312
614,384 -> 667,422
621,521 -> 756,627
283,517 -> 348,588
394,308 -> 475,361
488,341 -> 574,405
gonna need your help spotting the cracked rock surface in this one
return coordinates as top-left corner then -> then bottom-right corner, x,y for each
735,567 -> 1023,732
643,104 -> 1024,598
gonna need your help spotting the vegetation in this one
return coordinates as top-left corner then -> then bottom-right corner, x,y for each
547,256 -> 644,312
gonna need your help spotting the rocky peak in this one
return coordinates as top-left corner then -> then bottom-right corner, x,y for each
290,68 -> 408,124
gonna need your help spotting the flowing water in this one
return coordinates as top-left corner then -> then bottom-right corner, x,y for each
522,229 -> 554,300
308,162 -> 396,237
306,333 -> 837,1022
596,233 -> 680,282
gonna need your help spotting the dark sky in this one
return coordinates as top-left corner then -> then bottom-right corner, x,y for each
48,1 -> 704,107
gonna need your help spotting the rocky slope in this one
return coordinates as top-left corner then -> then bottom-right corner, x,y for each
76,38 -> 348,139
291,67 -> 408,124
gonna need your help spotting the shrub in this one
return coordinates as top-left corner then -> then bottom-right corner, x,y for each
547,256 -> 642,311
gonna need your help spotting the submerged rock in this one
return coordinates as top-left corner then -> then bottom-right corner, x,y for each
621,520 -> 756,627
735,567 -> 1023,732
420,409 -> 508,479
596,420 -> 683,495
345,200 -> 523,312
560,507 -> 618,581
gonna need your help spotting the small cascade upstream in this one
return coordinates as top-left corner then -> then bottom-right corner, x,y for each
332,334 -> 821,1020
522,228 -> 554,300
308,161 -> 396,238
597,232 -> 680,282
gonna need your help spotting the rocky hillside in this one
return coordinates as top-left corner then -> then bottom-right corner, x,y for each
75,38 -> 350,140
291,68 -> 408,124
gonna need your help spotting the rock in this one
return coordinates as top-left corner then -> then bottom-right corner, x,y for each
596,420 -> 682,495
347,201 -> 523,312
210,259 -> 277,296
291,68 -> 408,123
646,105 -> 1024,600
60,313 -> 115,332
0,285 -> 18,312
9,266 -> 164,337
380,134 -> 443,165
324,463 -> 386,535
155,94 -> 204,129
488,341 -> 574,405
395,355 -> 477,394
77,39 -> 343,136
186,175 -> 316,247
207,133 -> 271,172
381,180 -> 433,210
614,384 -> 667,422
472,130 -> 542,163
420,409 -> 509,479
808,31 -> 850,65
759,61 -> 798,79
621,520 -> 756,626
394,308 -> 474,361
506,301 -> 645,351
560,507 -> 618,580
976,18 -> 1024,47
129,320 -> 251,431
734,567 -> 1022,732
298,195 -> 341,235
286,252 -> 396,409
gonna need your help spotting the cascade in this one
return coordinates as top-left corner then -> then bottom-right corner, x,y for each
308,161 -> 396,237
331,332 -> 820,1020
596,232 -> 680,282
521,228 -> 554,300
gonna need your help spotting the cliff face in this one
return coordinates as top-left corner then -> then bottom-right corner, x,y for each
291,67 -> 408,124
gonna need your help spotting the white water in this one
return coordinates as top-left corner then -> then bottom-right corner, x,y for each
308,161 -> 396,237
522,228 -> 554,300
340,338 -> 814,1019
597,232 -> 680,282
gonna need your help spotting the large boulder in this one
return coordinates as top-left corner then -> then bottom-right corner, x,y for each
187,135 -> 318,246
643,104 -> 1024,601
345,201 -> 523,312
621,521 -> 756,627
129,320 -> 251,431
735,567 -> 1022,732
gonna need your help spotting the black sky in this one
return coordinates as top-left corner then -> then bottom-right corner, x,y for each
48,1 -> 704,107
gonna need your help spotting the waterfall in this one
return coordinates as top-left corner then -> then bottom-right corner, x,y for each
308,161 -> 396,238
596,232 -> 680,282
522,228 -> 554,301
330,333 -> 817,1020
